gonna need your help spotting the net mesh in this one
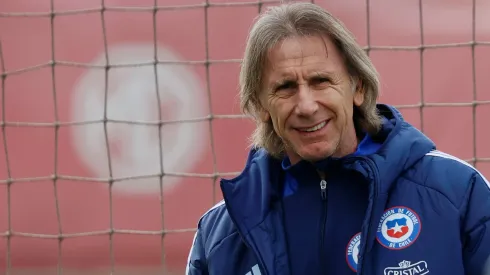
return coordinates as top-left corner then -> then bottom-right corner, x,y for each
0,0 -> 489,274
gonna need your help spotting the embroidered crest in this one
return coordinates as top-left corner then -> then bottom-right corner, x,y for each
346,232 -> 361,272
376,206 -> 421,250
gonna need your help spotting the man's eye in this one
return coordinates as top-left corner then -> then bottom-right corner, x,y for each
276,82 -> 295,91
311,77 -> 330,85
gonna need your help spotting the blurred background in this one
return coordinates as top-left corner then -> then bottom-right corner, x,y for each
0,0 -> 489,274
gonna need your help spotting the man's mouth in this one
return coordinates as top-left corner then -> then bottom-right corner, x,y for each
296,120 -> 328,133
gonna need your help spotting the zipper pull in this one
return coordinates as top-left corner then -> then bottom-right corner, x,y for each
320,180 -> 327,200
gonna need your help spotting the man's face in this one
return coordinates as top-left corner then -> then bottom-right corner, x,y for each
260,35 -> 365,164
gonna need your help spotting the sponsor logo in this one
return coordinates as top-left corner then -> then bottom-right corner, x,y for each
245,264 -> 262,275
384,260 -> 429,275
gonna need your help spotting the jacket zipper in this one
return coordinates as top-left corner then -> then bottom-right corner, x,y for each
319,179 -> 328,273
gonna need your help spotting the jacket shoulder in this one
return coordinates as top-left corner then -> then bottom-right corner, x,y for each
407,149 -> 489,209
197,200 -> 238,256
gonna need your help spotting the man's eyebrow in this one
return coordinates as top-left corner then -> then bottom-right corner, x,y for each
311,71 -> 344,83
310,70 -> 334,77
265,69 -> 337,91
268,78 -> 295,89
273,78 -> 295,85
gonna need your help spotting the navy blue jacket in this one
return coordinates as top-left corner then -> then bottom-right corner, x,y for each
186,104 -> 490,275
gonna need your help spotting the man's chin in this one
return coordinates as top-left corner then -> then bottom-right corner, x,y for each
285,141 -> 335,163
297,148 -> 334,163
301,154 -> 331,163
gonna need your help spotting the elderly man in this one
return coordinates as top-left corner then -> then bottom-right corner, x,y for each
186,2 -> 490,275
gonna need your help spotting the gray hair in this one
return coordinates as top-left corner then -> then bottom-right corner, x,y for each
239,2 -> 383,158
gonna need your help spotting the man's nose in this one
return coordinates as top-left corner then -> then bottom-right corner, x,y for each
294,84 -> 318,116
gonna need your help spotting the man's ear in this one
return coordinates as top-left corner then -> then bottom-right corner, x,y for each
259,109 -> 270,122
353,79 -> 364,107
257,96 -> 271,122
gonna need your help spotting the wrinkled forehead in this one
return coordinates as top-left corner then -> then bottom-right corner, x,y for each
262,35 -> 347,80
271,35 -> 326,58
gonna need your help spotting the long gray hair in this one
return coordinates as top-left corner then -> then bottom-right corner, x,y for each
239,2 -> 382,158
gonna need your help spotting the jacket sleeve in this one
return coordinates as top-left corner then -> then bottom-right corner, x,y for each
185,228 -> 208,275
462,172 -> 490,275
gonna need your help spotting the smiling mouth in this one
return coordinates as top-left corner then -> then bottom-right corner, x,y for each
296,120 -> 328,133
